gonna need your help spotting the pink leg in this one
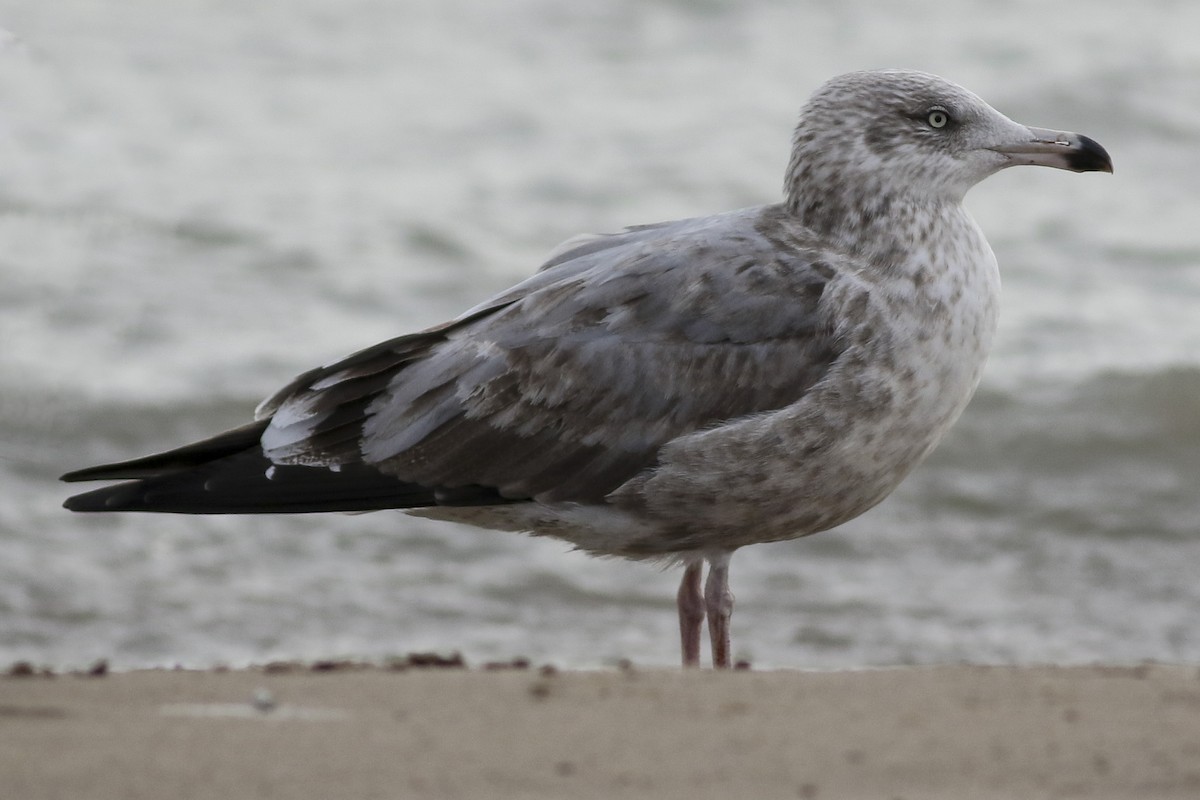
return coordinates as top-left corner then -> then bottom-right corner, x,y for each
677,559 -> 705,668
704,552 -> 734,669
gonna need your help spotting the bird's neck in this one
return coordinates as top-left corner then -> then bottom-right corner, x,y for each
784,181 -> 962,269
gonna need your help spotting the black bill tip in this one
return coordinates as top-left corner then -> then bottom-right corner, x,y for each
1067,134 -> 1114,174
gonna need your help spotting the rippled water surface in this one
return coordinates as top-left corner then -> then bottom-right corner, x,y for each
1,0 -> 1198,669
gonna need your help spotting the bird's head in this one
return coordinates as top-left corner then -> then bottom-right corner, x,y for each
784,70 -> 1112,219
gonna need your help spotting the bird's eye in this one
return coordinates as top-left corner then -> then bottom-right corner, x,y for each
926,109 -> 950,129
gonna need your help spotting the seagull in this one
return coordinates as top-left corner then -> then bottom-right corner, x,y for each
62,70 -> 1112,668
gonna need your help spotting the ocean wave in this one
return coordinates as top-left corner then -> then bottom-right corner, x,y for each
916,366 -> 1200,542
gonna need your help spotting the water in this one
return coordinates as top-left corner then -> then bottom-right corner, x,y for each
1,0 -> 1198,670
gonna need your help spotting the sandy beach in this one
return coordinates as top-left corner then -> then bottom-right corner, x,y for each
2,662 -> 1198,799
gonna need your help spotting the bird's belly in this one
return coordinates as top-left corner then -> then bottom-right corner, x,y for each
634,383 -> 975,551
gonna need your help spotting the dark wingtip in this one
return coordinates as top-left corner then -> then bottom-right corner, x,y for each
63,482 -> 138,512
63,494 -> 95,512
60,420 -> 272,484
61,465 -> 112,483
1068,134 -> 1114,174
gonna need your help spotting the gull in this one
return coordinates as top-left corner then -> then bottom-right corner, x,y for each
62,70 -> 1112,668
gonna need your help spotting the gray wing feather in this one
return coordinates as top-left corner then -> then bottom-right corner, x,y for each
262,205 -> 843,503
537,219 -> 693,272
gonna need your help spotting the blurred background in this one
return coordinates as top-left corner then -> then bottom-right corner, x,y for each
1,0 -> 1197,670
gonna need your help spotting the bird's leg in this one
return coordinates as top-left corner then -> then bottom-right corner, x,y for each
704,552 -> 735,669
677,558 -> 705,668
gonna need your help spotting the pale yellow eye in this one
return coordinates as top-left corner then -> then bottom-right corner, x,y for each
926,109 -> 950,129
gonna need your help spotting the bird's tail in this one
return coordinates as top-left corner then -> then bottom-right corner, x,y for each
61,420 -> 446,514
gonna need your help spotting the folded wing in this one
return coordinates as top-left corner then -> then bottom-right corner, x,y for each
63,207 -> 844,514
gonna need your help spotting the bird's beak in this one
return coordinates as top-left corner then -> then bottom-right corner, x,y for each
990,127 -> 1113,174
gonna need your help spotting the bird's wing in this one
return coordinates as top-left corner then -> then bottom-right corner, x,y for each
261,206 -> 846,504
